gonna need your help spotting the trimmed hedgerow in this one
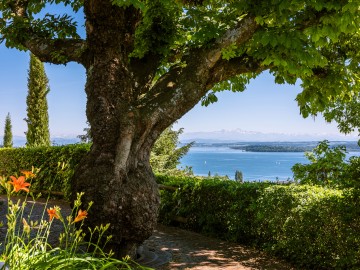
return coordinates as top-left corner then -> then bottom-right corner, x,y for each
158,175 -> 360,270
157,174 -> 275,243
255,185 -> 360,269
0,144 -> 90,200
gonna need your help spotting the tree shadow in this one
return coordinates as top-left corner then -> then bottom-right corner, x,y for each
145,224 -> 299,270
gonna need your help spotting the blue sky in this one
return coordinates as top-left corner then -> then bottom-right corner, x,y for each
0,45 -> 354,139
0,5 -> 357,140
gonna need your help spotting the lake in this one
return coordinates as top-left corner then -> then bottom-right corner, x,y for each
178,146 -> 360,181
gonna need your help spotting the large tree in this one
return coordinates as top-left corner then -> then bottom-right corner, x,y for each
1,0 -> 359,257
25,53 -> 51,147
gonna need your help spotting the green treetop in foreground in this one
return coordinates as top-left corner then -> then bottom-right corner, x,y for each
1,0 -> 359,257
25,54 -> 51,147
3,113 -> 13,148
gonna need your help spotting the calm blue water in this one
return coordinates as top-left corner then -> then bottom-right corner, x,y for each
179,147 -> 360,181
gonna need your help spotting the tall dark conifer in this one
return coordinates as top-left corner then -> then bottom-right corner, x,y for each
3,113 -> 13,148
25,54 -> 50,147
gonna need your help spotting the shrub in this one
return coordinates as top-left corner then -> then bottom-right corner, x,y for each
158,175 -> 360,269
343,156 -> 360,188
157,174 -> 274,243
0,144 -> 90,200
292,140 -> 347,187
255,185 -> 360,269
292,140 -> 360,188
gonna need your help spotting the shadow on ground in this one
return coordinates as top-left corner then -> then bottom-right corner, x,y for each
144,225 -> 297,270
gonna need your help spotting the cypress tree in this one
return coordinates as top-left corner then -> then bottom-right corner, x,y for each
3,113 -> 13,148
25,54 -> 50,147
235,170 -> 243,183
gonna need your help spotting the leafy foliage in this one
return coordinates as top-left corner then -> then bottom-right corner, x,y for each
158,175 -> 360,269
323,93 -> 360,138
0,144 -> 90,200
77,122 -> 92,143
3,113 -> 13,148
292,140 -> 360,188
234,170 -> 243,182
129,0 -> 182,59
292,140 -> 346,186
150,125 -> 193,174
157,174 -> 276,243
25,54 -> 51,147
0,0 -> 81,49
1,1 -> 358,111
255,186 -> 360,269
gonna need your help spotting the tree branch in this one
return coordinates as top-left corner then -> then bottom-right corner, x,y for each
203,15 -> 259,69
140,15 -> 260,130
24,38 -> 87,65
205,55 -> 267,90
4,0 -> 87,65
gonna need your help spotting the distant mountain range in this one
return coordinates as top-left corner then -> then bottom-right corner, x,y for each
0,136 -> 80,147
2,128 -> 358,147
179,129 -> 359,143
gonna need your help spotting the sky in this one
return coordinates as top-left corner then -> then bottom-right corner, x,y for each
0,5 -> 357,140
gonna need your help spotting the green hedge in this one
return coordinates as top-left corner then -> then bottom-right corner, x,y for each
157,174 -> 275,243
158,175 -> 360,270
0,144 -> 90,200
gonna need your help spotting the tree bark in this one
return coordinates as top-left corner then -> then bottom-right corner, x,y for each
72,52 -> 162,257
71,1 -> 161,258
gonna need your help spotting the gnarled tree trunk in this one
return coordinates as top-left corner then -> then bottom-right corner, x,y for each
71,2 -> 164,257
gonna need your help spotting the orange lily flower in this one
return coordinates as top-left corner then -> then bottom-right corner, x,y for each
73,209 -> 88,223
21,170 -> 35,179
9,176 -> 31,193
47,207 -> 60,221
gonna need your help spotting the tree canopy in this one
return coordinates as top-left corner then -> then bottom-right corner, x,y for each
1,0 -> 359,120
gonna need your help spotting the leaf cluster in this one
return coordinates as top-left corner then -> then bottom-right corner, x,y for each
127,0 -> 182,59
150,125 -> 193,174
323,93 -> 360,137
0,144 -> 90,200
292,140 -> 360,188
0,0 -> 81,50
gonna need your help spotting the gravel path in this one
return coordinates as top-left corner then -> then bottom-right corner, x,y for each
0,195 -> 296,270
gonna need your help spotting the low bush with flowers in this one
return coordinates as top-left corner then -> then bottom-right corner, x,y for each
0,169 -> 151,270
